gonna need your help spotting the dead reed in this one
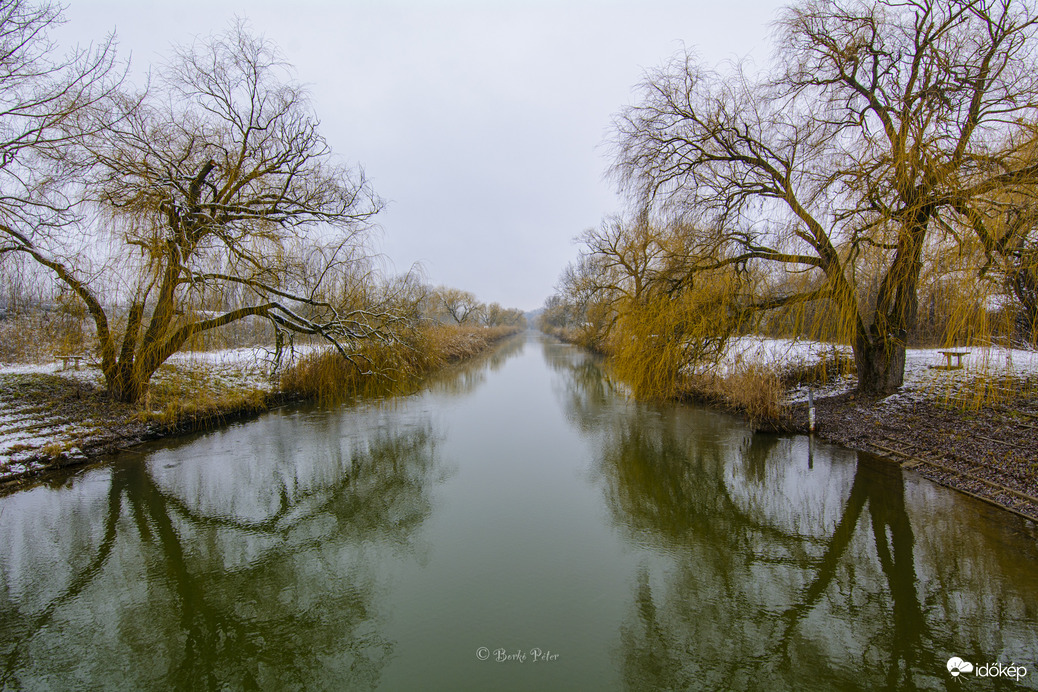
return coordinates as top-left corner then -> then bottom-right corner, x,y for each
277,324 -> 521,404
681,362 -> 787,429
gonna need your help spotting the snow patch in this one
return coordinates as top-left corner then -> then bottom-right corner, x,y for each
710,337 -> 1038,406
0,347 -> 293,479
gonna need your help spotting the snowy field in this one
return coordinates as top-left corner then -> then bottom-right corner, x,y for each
163,346 -> 282,392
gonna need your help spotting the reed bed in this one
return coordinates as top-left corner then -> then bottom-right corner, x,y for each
278,325 -> 522,403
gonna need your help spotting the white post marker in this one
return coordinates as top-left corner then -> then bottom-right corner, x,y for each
808,387 -> 816,433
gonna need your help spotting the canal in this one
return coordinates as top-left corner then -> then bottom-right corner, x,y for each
1,332 -> 1036,690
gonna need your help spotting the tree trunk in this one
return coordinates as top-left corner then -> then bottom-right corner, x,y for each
853,327 -> 907,397
855,207 -> 929,397
1010,257 -> 1038,346
107,365 -> 149,404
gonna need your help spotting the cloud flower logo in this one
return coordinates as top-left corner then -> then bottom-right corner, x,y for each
947,657 -> 974,677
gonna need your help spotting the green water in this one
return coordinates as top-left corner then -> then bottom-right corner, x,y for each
1,333 -> 1036,690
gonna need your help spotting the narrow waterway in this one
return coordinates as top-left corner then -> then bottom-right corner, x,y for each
1,332 -> 1036,690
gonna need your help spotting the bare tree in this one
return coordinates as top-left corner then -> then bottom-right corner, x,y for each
0,0 -> 123,204
3,21 -> 387,402
615,0 -> 1038,395
480,302 -> 526,327
432,286 -> 480,325
549,252 -> 615,348
3,21 -> 390,402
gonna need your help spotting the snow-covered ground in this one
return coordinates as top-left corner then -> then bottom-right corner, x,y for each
721,336 -> 1038,405
0,347 -> 305,480
0,363 -> 107,477
164,346 -> 282,392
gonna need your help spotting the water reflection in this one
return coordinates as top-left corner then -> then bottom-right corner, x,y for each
0,406 -> 441,690
546,341 -> 1038,691
423,333 -> 526,398
1,333 -> 1036,691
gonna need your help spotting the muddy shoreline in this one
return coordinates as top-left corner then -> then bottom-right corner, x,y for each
785,392 -> 1038,523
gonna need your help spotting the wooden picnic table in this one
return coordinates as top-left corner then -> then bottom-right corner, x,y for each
936,350 -> 969,370
59,355 -> 84,370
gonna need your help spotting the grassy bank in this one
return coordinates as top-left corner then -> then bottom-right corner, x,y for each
0,325 -> 523,487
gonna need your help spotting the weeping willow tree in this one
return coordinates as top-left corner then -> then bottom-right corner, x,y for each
4,23 -> 390,403
960,124 -> 1038,347
608,273 -> 742,399
613,0 -> 1038,396
544,214 -> 748,399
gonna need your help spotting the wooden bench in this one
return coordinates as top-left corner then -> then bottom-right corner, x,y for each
934,350 -> 969,370
58,355 -> 84,371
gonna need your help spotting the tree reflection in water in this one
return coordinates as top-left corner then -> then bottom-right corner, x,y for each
0,408 -> 441,690
423,333 -> 526,399
546,341 -> 1038,691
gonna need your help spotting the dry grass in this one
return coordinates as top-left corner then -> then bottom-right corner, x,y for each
136,363 -> 272,429
682,362 -> 787,429
424,324 -> 519,363
930,372 -> 1038,413
0,311 -> 89,363
40,440 -> 77,460
278,324 -> 521,403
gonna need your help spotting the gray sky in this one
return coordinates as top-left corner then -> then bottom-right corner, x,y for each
58,0 -> 786,311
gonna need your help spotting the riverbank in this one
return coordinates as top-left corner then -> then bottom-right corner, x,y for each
785,390 -> 1038,522
727,339 -> 1038,522
0,325 -> 523,490
783,382 -> 1038,524
544,330 -> 1038,523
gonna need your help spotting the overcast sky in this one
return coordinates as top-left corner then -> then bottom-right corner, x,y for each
57,0 -> 787,311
